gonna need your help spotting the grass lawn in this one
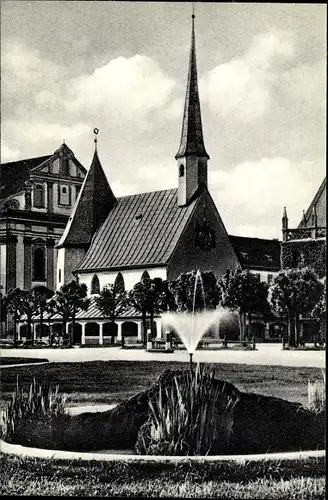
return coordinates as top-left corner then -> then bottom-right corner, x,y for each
0,361 -> 325,498
0,454 -> 326,498
0,360 -> 324,408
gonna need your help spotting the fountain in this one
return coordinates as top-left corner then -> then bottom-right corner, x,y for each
162,270 -> 231,369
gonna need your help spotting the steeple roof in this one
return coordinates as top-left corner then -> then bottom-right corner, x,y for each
176,15 -> 209,160
57,149 -> 116,248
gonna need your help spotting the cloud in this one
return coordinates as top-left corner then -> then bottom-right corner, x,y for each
162,97 -> 185,121
200,31 -> 294,121
1,143 -> 21,163
209,156 -> 325,238
136,162 -> 176,191
1,40 -> 63,100
66,55 -> 176,125
280,59 -> 325,109
2,121 -> 89,158
111,180 -> 139,197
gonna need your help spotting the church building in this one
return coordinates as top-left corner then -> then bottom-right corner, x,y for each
51,15 -> 280,345
13,15 -> 281,345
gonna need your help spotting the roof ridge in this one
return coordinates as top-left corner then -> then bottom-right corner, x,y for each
116,187 -> 177,200
229,235 -> 280,242
1,154 -> 52,167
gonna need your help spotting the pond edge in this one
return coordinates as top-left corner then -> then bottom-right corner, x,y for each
0,439 -> 325,464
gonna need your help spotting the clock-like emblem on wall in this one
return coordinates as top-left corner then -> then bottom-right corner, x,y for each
8,199 -> 20,209
195,217 -> 215,251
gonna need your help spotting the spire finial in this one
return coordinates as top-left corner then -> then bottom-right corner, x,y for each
93,127 -> 99,151
192,2 -> 195,18
63,138 -> 66,145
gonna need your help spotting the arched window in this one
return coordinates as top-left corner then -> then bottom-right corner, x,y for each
33,184 -> 45,208
114,272 -> 125,292
141,270 -> 150,282
33,248 -> 45,281
179,164 -> 184,177
91,274 -> 100,294
59,184 -> 70,205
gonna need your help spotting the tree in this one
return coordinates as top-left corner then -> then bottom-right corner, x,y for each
48,281 -> 89,344
16,290 -> 38,344
96,283 -> 128,346
269,267 -> 324,347
31,286 -> 54,340
157,279 -> 177,313
217,269 -> 269,342
5,288 -> 25,344
311,279 -> 326,343
169,270 -> 219,313
127,275 -> 163,346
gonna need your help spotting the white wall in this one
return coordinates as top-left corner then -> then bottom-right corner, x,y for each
78,267 -> 167,295
56,248 -> 65,289
250,269 -> 278,284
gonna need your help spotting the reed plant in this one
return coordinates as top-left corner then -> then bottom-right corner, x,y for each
307,370 -> 326,414
138,363 -> 238,455
0,376 -> 67,441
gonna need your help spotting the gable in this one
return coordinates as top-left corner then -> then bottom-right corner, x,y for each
299,178 -> 326,229
31,154 -> 87,178
0,155 -> 52,200
167,189 -> 240,280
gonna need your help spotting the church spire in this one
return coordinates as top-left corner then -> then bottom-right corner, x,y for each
176,13 -> 209,207
57,129 -> 116,249
175,14 -> 209,160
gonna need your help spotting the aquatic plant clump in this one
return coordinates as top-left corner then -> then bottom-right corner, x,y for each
136,363 -> 238,456
0,377 -> 67,441
307,370 -> 326,414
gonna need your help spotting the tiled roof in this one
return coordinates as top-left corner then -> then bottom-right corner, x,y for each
0,155 -> 52,200
229,235 -> 281,271
57,150 -> 116,248
76,188 -> 197,272
25,296 -> 158,322
175,16 -> 209,159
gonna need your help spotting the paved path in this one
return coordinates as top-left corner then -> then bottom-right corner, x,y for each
0,344 -> 325,368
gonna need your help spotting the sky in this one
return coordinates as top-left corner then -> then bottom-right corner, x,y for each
1,1 -> 326,239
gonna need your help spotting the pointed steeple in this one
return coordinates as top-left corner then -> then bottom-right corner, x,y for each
176,14 -> 209,207
176,14 -> 209,160
282,206 -> 288,222
57,132 -> 116,248
282,206 -> 288,241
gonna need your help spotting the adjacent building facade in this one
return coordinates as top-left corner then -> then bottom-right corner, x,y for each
0,143 -> 86,294
281,177 -> 326,342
